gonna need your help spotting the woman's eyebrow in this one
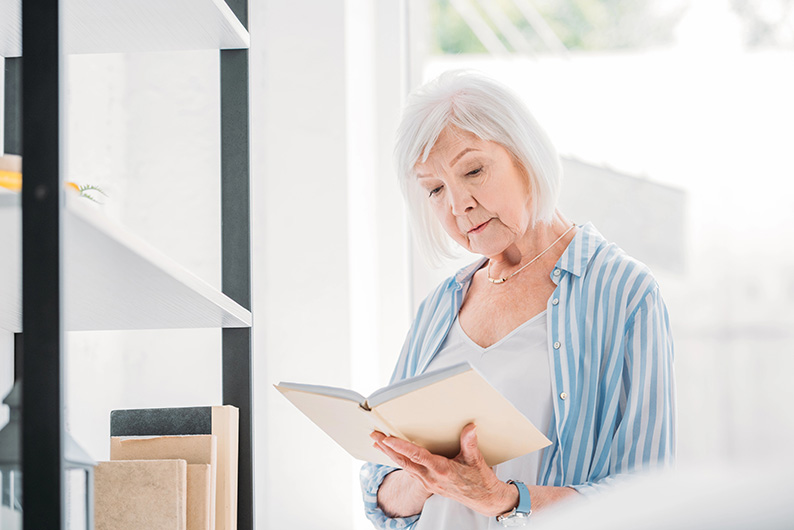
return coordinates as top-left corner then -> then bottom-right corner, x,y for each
415,147 -> 481,178
449,148 -> 479,166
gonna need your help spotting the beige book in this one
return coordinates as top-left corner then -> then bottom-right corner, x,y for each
187,464 -> 212,530
109,406 -> 239,530
95,459 -> 186,530
210,406 -> 238,530
110,435 -> 217,530
275,362 -> 551,467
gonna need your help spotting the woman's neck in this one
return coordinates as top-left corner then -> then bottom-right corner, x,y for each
487,211 -> 575,276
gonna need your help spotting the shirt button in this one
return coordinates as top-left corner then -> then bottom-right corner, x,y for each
553,341 -> 561,349
553,269 -> 561,276
552,298 -> 559,305
560,392 -> 568,400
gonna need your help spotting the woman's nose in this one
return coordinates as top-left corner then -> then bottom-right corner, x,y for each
448,186 -> 476,215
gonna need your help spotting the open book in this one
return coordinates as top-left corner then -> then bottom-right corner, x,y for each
275,362 -> 551,467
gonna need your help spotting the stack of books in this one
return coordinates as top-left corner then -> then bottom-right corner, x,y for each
95,406 -> 239,530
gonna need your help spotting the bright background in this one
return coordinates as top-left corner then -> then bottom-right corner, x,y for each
1,0 -> 793,528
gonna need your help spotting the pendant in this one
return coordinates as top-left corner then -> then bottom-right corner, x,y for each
488,276 -> 508,284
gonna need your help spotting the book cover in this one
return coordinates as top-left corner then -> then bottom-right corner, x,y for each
95,459 -> 187,530
187,464 -> 212,530
110,435 -> 217,530
275,362 -> 552,467
110,406 -> 238,530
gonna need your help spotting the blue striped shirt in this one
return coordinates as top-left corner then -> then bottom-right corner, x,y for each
360,222 -> 676,529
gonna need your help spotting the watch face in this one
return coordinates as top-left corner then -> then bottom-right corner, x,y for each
498,512 -> 530,527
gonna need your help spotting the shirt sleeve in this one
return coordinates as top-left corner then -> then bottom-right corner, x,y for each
360,463 -> 421,529
572,285 -> 676,497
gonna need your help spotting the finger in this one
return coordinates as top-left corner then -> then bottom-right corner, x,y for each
370,430 -> 386,443
375,441 -> 424,474
457,423 -> 484,466
382,437 -> 434,467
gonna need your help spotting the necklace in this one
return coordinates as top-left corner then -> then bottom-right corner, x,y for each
487,222 -> 576,285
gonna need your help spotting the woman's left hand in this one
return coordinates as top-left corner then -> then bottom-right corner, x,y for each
370,423 -> 518,517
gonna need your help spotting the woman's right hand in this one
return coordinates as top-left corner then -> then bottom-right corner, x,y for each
370,425 -> 519,518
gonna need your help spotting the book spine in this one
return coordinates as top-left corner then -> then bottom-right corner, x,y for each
111,407 -> 213,436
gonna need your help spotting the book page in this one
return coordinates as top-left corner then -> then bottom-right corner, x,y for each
366,362 -> 472,408
276,382 -> 366,404
373,368 -> 551,466
275,386 -> 405,467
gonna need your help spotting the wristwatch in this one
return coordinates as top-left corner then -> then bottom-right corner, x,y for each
495,480 -> 531,527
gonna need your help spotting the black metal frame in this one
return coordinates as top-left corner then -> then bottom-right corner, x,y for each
3,57 -> 21,155
221,1 -> 254,529
12,0 -> 254,528
20,0 -> 65,528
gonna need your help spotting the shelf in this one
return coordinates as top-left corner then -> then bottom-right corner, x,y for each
0,0 -> 248,58
0,192 -> 251,332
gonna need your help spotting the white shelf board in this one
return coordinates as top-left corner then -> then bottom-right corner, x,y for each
0,192 -> 251,332
1,0 -> 248,57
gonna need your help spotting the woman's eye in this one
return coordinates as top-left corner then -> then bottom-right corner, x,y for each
466,167 -> 482,177
428,186 -> 443,197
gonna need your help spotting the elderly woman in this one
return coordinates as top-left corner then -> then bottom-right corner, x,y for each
360,71 -> 675,529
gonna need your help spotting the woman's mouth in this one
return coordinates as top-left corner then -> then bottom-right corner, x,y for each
468,220 -> 490,234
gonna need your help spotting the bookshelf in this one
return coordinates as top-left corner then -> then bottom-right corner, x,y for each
1,0 -> 253,529
0,193 -> 252,332
0,0 -> 249,56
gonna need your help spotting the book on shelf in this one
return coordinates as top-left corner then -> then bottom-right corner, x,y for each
110,435 -> 217,530
275,362 -> 551,467
110,406 -> 239,530
186,464 -> 213,530
95,459 -> 187,530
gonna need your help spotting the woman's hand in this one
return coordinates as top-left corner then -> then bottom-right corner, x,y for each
371,424 -> 519,517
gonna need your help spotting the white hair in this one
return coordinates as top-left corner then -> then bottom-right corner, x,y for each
395,70 -> 563,265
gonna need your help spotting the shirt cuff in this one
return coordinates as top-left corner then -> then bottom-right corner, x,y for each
360,463 -> 421,529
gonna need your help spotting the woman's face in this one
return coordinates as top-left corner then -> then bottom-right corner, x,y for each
414,127 -> 534,258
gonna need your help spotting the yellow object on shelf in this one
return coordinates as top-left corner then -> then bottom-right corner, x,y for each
0,169 -> 22,192
0,154 -> 93,196
0,154 -> 22,192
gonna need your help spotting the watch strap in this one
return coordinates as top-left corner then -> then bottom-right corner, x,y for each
507,480 -> 531,514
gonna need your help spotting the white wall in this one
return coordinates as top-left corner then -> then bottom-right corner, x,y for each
252,1 -> 409,527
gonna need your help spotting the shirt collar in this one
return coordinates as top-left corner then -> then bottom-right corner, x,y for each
554,222 -> 603,278
453,222 -> 604,288
454,257 -> 488,288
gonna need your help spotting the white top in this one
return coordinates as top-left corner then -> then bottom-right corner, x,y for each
415,311 -> 552,530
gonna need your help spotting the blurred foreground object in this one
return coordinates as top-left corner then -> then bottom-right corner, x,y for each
532,462 -> 794,529
0,154 -> 22,192
0,382 -> 96,530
